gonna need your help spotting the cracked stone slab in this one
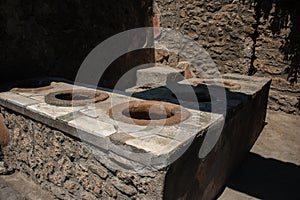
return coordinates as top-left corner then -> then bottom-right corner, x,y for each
157,125 -> 199,143
125,135 -> 180,155
68,115 -> 116,137
27,103 -> 83,120
29,95 -> 45,103
108,142 -> 153,166
0,92 -> 40,108
181,109 -> 224,130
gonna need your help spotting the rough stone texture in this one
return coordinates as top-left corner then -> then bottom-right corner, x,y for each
0,107 -> 166,200
154,0 -> 256,73
254,1 -> 300,115
154,0 -> 300,115
136,64 -> 183,86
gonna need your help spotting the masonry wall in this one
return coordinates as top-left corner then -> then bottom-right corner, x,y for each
1,107 -> 165,200
255,0 -> 300,114
154,0 -> 300,114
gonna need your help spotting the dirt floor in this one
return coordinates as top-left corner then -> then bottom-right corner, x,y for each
0,109 -> 299,200
218,109 -> 300,200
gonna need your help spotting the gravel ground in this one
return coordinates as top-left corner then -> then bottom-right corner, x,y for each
218,110 -> 300,200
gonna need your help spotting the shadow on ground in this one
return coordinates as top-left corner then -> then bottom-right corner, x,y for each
225,152 -> 300,199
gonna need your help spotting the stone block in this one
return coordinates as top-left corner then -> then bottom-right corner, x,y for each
88,162 -> 108,179
125,135 -> 180,156
68,115 -> 116,137
136,65 -> 183,86
109,177 -> 137,196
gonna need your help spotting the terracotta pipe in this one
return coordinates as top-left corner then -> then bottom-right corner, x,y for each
0,114 -> 9,147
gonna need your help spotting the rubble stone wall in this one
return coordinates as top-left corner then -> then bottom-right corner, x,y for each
1,107 -> 166,200
154,0 -> 300,114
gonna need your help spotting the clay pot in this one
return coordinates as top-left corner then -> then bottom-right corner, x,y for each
109,100 -> 190,126
0,114 -> 9,147
45,89 -> 109,107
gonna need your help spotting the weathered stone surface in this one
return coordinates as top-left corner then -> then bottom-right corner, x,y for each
104,184 -> 118,198
125,135 -> 180,156
109,132 -> 135,145
68,115 -> 116,137
88,162 -> 108,180
80,191 -> 97,200
49,171 -> 65,186
109,177 -> 137,196
0,92 -> 40,108
155,0 -> 299,115
27,103 -> 83,120
136,65 -> 183,86
0,107 -> 165,199
64,180 -> 80,194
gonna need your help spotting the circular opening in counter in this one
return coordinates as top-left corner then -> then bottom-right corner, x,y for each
45,89 -> 109,107
109,100 -> 190,126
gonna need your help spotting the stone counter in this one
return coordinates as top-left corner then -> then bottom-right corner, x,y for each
0,74 -> 271,199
